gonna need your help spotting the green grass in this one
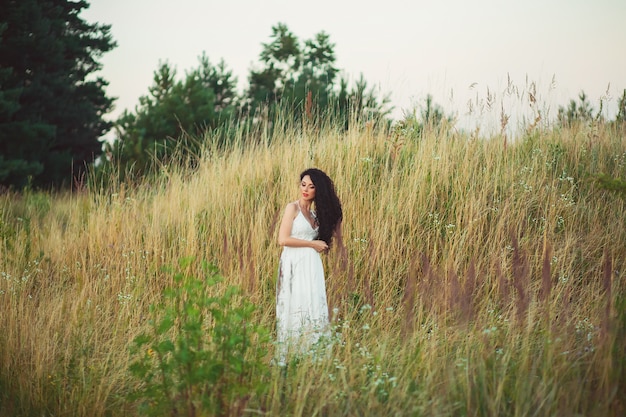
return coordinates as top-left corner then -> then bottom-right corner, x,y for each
1,117 -> 625,416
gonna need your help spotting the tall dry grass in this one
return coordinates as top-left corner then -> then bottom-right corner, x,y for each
1,115 -> 625,416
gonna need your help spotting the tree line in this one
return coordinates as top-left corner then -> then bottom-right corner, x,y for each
1,0 -> 625,190
0,1 -> 390,190
107,22 -> 392,177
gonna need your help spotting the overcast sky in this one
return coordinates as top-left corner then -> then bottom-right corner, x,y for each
83,0 -> 626,133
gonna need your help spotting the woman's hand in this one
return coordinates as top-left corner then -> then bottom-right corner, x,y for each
311,240 -> 329,253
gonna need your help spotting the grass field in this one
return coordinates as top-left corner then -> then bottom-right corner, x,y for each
1,116 -> 625,416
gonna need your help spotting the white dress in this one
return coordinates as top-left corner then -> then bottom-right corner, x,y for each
276,204 -> 330,363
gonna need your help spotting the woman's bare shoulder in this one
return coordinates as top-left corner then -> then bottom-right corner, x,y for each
283,201 -> 298,214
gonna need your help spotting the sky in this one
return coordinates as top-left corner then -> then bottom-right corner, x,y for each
83,0 -> 626,134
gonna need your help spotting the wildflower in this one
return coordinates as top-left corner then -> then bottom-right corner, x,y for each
482,326 -> 498,335
118,293 -> 132,304
558,171 -> 574,183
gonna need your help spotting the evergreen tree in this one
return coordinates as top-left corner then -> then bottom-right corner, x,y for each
107,55 -> 238,174
336,73 -> 392,129
245,23 -> 390,130
244,23 -> 299,118
0,0 -> 116,189
393,94 -> 452,140
557,91 -> 603,127
292,31 -> 338,117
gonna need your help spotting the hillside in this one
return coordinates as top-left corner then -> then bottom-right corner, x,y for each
1,122 -> 625,416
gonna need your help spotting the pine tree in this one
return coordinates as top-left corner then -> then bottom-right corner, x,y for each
107,55 -> 238,175
0,0 -> 115,189
245,23 -> 391,129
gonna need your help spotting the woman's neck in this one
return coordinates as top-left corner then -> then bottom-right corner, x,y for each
298,199 -> 312,212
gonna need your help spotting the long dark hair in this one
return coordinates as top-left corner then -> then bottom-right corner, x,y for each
301,168 -> 343,246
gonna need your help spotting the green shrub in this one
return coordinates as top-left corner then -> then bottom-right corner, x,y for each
596,173 -> 626,198
128,258 -> 270,416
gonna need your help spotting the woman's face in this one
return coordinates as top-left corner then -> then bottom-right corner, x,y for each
300,175 -> 316,201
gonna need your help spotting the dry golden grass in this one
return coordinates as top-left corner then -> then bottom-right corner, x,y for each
0,117 -> 625,416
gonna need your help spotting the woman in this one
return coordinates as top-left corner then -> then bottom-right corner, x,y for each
276,168 -> 343,364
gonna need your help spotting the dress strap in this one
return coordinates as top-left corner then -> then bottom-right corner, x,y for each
296,200 -> 317,230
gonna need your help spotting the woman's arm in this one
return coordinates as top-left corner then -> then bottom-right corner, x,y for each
278,203 -> 328,252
